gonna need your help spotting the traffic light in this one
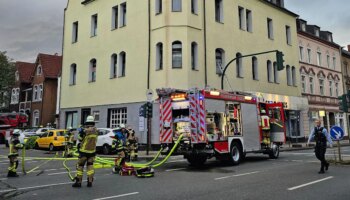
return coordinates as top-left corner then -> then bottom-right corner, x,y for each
145,102 -> 153,118
338,94 -> 348,112
139,104 -> 146,117
276,51 -> 285,71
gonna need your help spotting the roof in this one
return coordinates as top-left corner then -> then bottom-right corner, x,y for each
15,62 -> 36,83
342,49 -> 350,58
36,53 -> 62,79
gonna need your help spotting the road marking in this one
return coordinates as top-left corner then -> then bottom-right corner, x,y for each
0,178 -> 8,181
215,171 -> 260,180
291,160 -> 303,162
288,176 -> 334,191
92,192 -> 139,200
48,171 -> 76,176
0,181 -> 74,193
165,168 -> 186,172
45,169 -> 58,172
166,159 -> 187,163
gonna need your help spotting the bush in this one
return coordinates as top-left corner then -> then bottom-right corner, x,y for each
25,136 -> 39,149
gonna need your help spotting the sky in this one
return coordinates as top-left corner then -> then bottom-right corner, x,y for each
0,0 -> 349,62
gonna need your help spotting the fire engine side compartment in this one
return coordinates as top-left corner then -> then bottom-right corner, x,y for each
241,103 -> 261,152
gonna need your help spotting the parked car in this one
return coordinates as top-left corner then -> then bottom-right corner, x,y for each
23,127 -> 53,137
35,129 -> 67,151
96,128 -> 116,155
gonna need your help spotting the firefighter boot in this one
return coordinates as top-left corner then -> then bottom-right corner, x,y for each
72,177 -> 82,188
7,171 -> 19,178
87,177 -> 93,187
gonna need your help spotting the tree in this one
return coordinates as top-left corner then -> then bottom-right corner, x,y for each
0,51 -> 15,112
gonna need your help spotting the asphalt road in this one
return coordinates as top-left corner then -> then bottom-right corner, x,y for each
0,146 -> 350,200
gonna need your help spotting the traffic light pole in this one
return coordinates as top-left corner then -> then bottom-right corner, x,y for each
221,50 -> 282,90
147,116 -> 151,155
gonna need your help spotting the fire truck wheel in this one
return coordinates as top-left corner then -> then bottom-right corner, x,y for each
187,155 -> 207,167
229,141 -> 242,165
269,144 -> 279,159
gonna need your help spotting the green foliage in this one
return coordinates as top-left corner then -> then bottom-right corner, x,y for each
0,51 -> 15,111
25,136 -> 39,149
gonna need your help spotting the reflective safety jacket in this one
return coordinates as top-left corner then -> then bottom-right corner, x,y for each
79,127 -> 98,154
8,138 -> 23,157
261,115 -> 270,130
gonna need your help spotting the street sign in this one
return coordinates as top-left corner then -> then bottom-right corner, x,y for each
330,126 -> 345,141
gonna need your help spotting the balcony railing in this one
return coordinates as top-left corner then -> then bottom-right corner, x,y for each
19,101 -> 31,111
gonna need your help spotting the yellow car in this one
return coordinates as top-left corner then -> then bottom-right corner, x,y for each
35,129 -> 67,151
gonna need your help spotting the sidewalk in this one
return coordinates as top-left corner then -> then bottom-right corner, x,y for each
281,140 -> 350,152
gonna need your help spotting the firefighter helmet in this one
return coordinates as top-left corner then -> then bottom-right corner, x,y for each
119,124 -> 126,129
13,130 -> 21,136
261,110 -> 266,114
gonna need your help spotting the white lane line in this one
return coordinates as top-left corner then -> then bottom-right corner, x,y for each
0,178 -> 8,181
48,171 -> 76,176
0,181 -> 74,193
215,171 -> 260,181
288,176 -> 334,191
92,192 -> 139,200
291,160 -> 303,162
165,168 -> 186,172
45,169 -> 59,172
166,159 -> 187,163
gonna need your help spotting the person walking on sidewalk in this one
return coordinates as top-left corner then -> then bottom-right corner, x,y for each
72,116 -> 98,188
307,119 -> 333,174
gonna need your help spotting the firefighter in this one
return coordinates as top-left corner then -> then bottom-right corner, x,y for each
307,120 -> 333,174
260,109 -> 271,145
64,127 -> 74,158
113,124 -> 127,173
127,128 -> 138,161
72,116 -> 98,188
7,130 -> 23,177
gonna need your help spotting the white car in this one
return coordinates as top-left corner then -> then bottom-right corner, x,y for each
23,128 -> 53,137
96,128 -> 116,155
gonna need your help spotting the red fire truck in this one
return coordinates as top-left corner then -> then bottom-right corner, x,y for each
157,88 -> 286,166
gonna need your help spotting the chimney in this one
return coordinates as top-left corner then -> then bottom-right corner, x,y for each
348,45 -> 350,52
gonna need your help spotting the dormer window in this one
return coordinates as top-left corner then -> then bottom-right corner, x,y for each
315,28 -> 320,37
328,34 -> 332,42
15,71 -> 19,81
37,65 -> 42,76
301,23 -> 306,31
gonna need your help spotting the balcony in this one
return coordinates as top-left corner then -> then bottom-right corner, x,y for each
19,101 -> 31,111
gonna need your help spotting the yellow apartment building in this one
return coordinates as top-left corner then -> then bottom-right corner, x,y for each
60,0 -> 307,144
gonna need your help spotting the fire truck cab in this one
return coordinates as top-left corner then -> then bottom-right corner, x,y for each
157,88 -> 286,166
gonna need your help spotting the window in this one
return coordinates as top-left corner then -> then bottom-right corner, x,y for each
191,0 -> 198,14
335,82 -> 339,97
33,85 -> 38,101
301,75 -> 306,93
93,111 -> 100,122
286,25 -> 291,45
299,46 -> 304,61
119,52 -> 126,77
307,49 -> 311,64
38,84 -> 43,101
70,64 -> 77,85
291,66 -> 296,86
286,65 -> 292,86
89,59 -> 97,82
236,53 -> 243,78
215,0 -> 223,23
267,18 -> 273,39
309,77 -> 314,94
156,0 -> 162,14
110,54 -> 118,78
315,29 -> 320,37
252,57 -> 258,80
267,60 -> 273,82
109,108 -> 127,128
72,22 -> 78,43
191,42 -> 198,70
246,9 -> 252,32
15,71 -> 19,81
37,65 -> 42,76
172,41 -> 182,68
327,55 -> 330,68
66,112 -> 78,128
317,52 -> 322,66
112,6 -> 118,29
172,0 -> 182,12
273,62 -> 279,83
91,14 -> 98,37
319,79 -> 324,95
120,3 -> 127,27
238,7 -> 245,30
10,88 -> 19,104
333,57 -> 336,69
329,81 -> 333,96
156,43 -> 163,70
33,110 -> 40,127
215,49 -> 225,75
